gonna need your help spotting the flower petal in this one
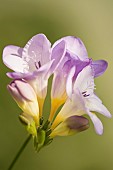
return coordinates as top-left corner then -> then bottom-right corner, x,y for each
66,66 -> 76,98
51,40 -> 66,71
7,60 -> 54,80
86,94 -> 111,118
52,36 -> 88,60
3,54 -> 28,73
7,80 -> 39,122
88,112 -> 103,135
3,45 -> 23,57
63,36 -> 88,60
7,72 -> 32,79
50,115 -> 89,137
74,65 -> 95,96
14,80 -> 37,101
92,60 -> 108,77
51,71 -> 67,99
22,34 -> 51,68
51,90 -> 87,130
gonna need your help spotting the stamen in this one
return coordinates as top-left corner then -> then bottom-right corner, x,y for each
38,61 -> 41,68
82,91 -> 90,97
82,91 -> 87,95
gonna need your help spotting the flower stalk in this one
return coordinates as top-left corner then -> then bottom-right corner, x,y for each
8,135 -> 31,170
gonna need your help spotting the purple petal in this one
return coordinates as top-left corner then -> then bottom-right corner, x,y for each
62,52 -> 90,79
66,66 -> 76,98
50,115 -> 89,137
3,54 -> 28,73
92,60 -> 108,77
22,34 -> 51,66
63,36 -> 88,60
3,45 -> 23,57
51,40 -> 66,71
7,60 -> 54,81
86,94 -> 111,118
73,65 -> 95,96
7,72 -> 33,79
53,36 -> 88,60
51,71 -> 66,99
14,80 -> 37,101
88,112 -> 103,135
66,115 -> 89,131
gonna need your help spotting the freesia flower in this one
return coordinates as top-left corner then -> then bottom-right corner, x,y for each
72,65 -> 111,134
49,36 -> 108,122
64,65 -> 111,135
3,34 -> 66,116
50,65 -> 111,137
3,34 -> 111,152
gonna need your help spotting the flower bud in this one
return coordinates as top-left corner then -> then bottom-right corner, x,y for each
50,115 -> 89,138
7,79 -> 39,125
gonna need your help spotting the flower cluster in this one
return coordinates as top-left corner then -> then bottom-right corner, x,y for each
3,34 -> 111,151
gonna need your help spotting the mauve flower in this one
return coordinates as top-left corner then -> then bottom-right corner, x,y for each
49,36 -> 108,122
66,65 -> 111,135
3,34 -> 66,116
3,33 -> 111,151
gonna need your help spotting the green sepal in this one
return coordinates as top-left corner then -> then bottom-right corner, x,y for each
44,137 -> 53,146
19,115 -> 29,125
42,120 -> 50,130
26,121 -> 37,137
34,130 -> 46,152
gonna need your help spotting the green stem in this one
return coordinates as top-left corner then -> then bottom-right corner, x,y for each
8,135 -> 32,170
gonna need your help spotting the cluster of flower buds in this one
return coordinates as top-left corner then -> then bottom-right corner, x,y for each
3,34 -> 111,151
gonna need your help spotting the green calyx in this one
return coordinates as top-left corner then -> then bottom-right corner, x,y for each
34,119 -> 53,152
19,116 -> 53,152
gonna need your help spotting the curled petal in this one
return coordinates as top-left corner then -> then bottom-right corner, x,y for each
92,60 -> 108,77
3,54 -> 28,73
86,94 -> 111,118
66,66 -> 76,98
74,65 -> 95,96
88,112 -> 103,135
3,45 -> 23,58
52,36 -> 88,60
51,40 -> 66,71
62,36 -> 88,60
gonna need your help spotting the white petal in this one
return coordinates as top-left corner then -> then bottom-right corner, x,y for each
74,65 -> 95,96
52,36 -> 88,60
3,54 -> 28,73
60,92 -> 86,118
51,71 -> 67,99
86,94 -> 111,118
66,66 -> 76,98
51,90 -> 87,129
3,45 -> 22,57
22,34 -> 51,69
51,40 -> 66,71
88,112 -> 103,135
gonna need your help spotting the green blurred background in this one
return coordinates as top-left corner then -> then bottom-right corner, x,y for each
0,0 -> 113,169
